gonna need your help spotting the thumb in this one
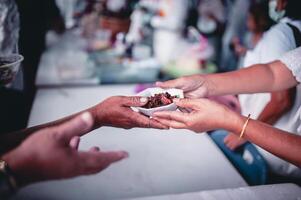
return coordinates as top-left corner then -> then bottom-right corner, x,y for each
54,112 -> 94,143
122,96 -> 148,107
174,98 -> 201,110
156,79 -> 179,89
78,151 -> 129,174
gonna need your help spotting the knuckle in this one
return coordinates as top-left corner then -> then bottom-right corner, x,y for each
128,96 -> 140,104
186,120 -> 193,127
108,96 -> 122,102
51,129 -> 62,140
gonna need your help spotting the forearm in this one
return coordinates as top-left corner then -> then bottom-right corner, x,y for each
0,106 -> 101,155
205,61 -> 297,96
226,111 -> 301,167
257,89 -> 295,125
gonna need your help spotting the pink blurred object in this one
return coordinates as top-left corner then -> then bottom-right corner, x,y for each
208,95 -> 241,114
134,83 -> 155,94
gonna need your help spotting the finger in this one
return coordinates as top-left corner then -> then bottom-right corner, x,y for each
185,92 -> 203,99
226,139 -> 237,151
153,111 -> 187,124
149,119 -> 169,130
130,112 -> 168,129
153,117 -> 186,129
54,112 -> 94,143
89,146 -> 100,152
78,151 -> 129,174
173,98 -> 201,110
228,143 -> 236,151
122,96 -> 148,107
179,107 -> 192,113
223,135 -> 231,144
69,136 -> 81,150
224,140 -> 233,150
156,79 -> 182,89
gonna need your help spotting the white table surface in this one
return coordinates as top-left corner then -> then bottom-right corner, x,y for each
35,53 -> 100,87
128,184 -> 301,200
14,85 -> 247,200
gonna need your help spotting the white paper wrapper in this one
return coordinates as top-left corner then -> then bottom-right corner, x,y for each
135,87 -> 184,117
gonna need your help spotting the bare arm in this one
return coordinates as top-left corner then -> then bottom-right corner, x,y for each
154,98 -> 301,167
207,61 -> 298,96
0,109 -> 92,155
229,111 -> 301,167
157,61 -> 298,98
257,88 -> 296,125
0,96 -> 167,155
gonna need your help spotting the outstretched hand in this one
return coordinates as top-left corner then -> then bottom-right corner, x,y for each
153,98 -> 235,133
156,75 -> 209,99
3,112 -> 128,187
93,96 -> 168,129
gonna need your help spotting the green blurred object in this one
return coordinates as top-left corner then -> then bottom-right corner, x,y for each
162,60 -> 217,78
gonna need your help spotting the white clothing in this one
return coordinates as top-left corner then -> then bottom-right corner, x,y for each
239,18 -> 301,177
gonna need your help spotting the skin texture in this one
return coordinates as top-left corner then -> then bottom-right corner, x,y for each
153,98 -> 301,168
157,61 -> 297,96
225,88 -> 295,150
1,96 -> 168,187
155,60 -> 301,167
0,96 -> 168,155
90,96 -> 168,129
2,112 -> 128,187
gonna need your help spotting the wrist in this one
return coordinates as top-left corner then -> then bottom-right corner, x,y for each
202,74 -> 216,97
221,109 -> 245,135
88,105 -> 104,129
2,151 -> 29,188
1,154 -> 21,192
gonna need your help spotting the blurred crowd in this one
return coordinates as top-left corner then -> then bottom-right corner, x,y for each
0,0 -> 301,198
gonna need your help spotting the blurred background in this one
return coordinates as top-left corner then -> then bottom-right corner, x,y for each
1,0 -> 301,198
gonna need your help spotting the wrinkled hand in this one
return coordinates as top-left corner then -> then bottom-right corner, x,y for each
224,132 -> 247,151
93,96 -> 168,129
153,98 -> 233,133
3,113 -> 128,187
156,75 -> 209,99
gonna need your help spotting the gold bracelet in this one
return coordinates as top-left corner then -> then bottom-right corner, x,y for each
239,114 -> 251,139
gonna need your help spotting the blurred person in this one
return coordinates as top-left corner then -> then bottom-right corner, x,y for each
231,1 -> 274,65
0,96 -> 167,198
0,0 -> 28,134
220,0 -> 301,180
197,0 -> 228,64
154,46 -> 301,180
220,0 -> 251,72
151,0 -> 190,64
15,0 -> 66,109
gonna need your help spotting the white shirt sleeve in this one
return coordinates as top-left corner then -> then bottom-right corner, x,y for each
258,23 -> 294,63
279,47 -> 301,83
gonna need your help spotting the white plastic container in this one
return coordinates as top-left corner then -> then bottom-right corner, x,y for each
135,87 -> 184,117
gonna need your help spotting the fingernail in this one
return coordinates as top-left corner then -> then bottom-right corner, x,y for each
173,98 -> 180,103
120,151 -> 129,158
140,97 -> 148,103
81,112 -> 93,126
93,147 -> 100,151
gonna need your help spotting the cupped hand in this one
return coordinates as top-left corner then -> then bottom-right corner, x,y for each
224,132 -> 247,151
153,98 -> 235,133
93,96 -> 168,129
3,112 -> 128,187
156,75 -> 209,98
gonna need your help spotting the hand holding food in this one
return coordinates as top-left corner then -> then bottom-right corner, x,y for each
153,98 -> 239,133
156,75 -> 209,99
2,113 -> 128,187
142,92 -> 177,109
135,88 -> 184,117
92,96 -> 168,129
